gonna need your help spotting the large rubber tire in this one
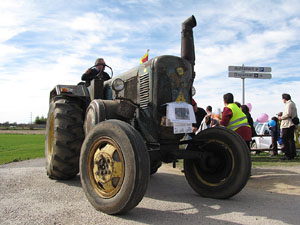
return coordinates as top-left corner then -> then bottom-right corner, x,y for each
80,120 -> 150,215
184,127 -> 251,199
45,96 -> 85,180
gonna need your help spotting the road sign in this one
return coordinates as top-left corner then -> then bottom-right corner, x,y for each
228,65 -> 272,105
228,66 -> 271,73
228,72 -> 272,79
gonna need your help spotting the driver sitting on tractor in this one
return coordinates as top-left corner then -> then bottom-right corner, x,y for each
81,58 -> 111,86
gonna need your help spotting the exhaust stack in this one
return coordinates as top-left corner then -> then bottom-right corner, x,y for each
181,15 -> 197,79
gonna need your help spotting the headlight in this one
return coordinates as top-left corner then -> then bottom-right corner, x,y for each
112,78 -> 125,92
192,86 -> 196,96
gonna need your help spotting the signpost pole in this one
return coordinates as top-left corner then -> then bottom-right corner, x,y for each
242,64 -> 245,104
242,78 -> 245,105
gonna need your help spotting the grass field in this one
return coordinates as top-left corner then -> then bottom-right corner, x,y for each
251,151 -> 300,167
0,134 -> 44,165
0,133 -> 299,166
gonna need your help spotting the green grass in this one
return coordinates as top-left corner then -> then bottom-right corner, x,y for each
0,134 -> 45,165
251,151 -> 300,167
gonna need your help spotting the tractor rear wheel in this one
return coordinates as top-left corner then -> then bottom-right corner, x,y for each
45,96 -> 85,180
184,127 -> 251,199
80,120 -> 150,215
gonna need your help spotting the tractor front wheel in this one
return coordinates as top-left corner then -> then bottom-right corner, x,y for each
80,120 -> 150,215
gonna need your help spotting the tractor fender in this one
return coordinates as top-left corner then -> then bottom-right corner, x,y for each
84,99 -> 137,135
49,84 -> 89,102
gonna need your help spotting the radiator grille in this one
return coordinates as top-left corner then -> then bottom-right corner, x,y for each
124,77 -> 137,103
139,73 -> 150,109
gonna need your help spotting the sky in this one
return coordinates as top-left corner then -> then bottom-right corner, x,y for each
1,0 -> 300,124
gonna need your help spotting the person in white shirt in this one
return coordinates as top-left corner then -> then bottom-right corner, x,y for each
278,93 -> 298,160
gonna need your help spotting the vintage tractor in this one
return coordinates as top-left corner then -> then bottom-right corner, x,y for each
45,15 -> 251,215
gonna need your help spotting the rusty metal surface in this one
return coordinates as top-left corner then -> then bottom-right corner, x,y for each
181,15 -> 197,79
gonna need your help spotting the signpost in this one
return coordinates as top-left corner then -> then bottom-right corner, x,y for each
228,65 -> 272,104
228,66 -> 271,73
228,72 -> 272,79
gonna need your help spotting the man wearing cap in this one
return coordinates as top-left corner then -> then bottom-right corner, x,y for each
81,58 -> 111,86
220,93 -> 252,148
278,93 -> 298,160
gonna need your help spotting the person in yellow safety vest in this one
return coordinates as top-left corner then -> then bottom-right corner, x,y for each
220,93 -> 252,149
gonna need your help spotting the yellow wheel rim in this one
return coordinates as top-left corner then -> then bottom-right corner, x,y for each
87,137 -> 125,198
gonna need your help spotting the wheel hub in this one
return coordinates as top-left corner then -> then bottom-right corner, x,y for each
192,140 -> 234,186
90,139 -> 124,198
94,149 -> 113,184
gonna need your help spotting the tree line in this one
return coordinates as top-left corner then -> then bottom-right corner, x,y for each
1,116 -> 47,126
34,116 -> 47,124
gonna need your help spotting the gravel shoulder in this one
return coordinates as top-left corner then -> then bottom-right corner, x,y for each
1,158 -> 300,225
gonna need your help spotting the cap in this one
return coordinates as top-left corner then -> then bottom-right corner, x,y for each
95,58 -> 105,66
192,98 -> 197,106
277,112 -> 283,116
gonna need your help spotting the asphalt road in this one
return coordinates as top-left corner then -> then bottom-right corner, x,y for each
1,158 -> 300,225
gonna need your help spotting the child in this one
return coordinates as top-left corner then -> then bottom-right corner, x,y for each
268,117 -> 280,156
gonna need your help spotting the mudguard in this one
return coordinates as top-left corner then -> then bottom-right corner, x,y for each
49,84 -> 89,102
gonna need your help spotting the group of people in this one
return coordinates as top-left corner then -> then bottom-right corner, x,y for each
265,94 -> 298,160
259,94 -> 298,160
191,93 -> 253,148
191,92 -> 298,160
191,100 -> 220,135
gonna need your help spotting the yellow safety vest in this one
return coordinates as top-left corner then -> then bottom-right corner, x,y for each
226,103 -> 250,131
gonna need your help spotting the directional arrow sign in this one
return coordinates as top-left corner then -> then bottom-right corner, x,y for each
228,72 -> 272,79
228,66 -> 271,73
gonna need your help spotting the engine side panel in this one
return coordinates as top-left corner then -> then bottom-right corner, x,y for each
136,55 -> 194,144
